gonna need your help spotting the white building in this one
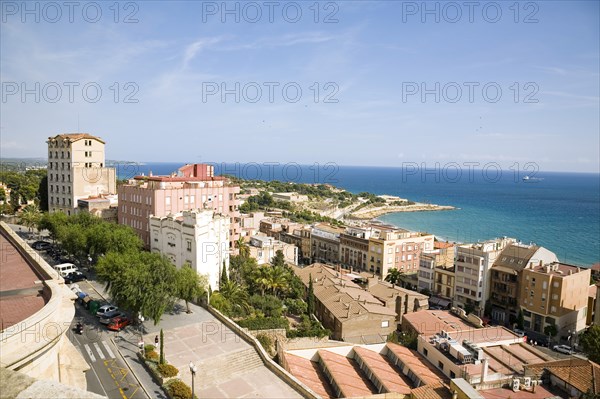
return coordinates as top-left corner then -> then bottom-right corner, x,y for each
454,237 -> 515,316
149,209 -> 230,291
418,251 -> 438,293
47,133 -> 116,215
249,235 -> 298,265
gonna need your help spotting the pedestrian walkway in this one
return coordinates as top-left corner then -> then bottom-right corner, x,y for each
79,267 -> 302,398
80,340 -> 116,363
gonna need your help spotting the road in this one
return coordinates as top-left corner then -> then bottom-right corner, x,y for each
69,281 -> 148,399
8,225 -> 148,399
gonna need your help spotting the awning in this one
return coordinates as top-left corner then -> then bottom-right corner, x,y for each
429,297 -> 441,305
429,297 -> 451,308
438,299 -> 451,308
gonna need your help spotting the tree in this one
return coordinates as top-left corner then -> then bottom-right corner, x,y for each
544,324 -> 558,340
252,266 -> 272,296
580,325 -> 600,364
516,309 -> 525,330
96,251 -> 179,325
236,237 -> 250,259
307,274 -> 315,316
219,280 -> 251,317
271,250 -> 285,268
220,262 -> 229,289
19,204 -> 41,233
176,264 -> 207,313
159,329 -> 165,365
464,301 -> 475,315
385,268 -> 404,286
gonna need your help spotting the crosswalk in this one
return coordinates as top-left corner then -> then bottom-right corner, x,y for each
82,340 -> 116,363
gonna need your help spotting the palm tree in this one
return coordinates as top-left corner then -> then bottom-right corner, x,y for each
269,266 -> 290,298
236,237 -> 250,259
384,268 -> 405,287
19,204 -> 41,236
219,280 -> 251,315
252,266 -> 271,296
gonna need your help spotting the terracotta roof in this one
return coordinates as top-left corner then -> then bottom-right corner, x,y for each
353,347 -> 412,394
401,310 -> 474,335
529,262 -> 588,277
368,281 -> 428,303
409,382 -> 452,399
385,343 -> 446,386
293,264 -> 396,320
525,358 -> 600,395
48,133 -> 104,144
480,385 -> 560,399
283,353 -> 335,399
591,263 -> 600,271
434,242 -> 455,249
317,349 -> 377,398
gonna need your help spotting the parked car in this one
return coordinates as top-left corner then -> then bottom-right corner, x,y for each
107,317 -> 131,331
553,344 -> 573,355
64,271 -> 87,284
513,329 -> 526,337
53,263 -> 78,278
32,241 -> 52,250
96,305 -> 118,317
99,310 -> 126,325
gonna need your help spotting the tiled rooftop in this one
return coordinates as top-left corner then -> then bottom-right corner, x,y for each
525,358 -> 600,395
402,310 -> 474,336
284,353 -> 335,399
480,384 -> 563,399
385,342 -> 446,386
318,349 -> 377,398
353,347 -> 412,394
408,382 -> 452,399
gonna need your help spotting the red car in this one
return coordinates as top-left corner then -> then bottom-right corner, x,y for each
107,317 -> 131,331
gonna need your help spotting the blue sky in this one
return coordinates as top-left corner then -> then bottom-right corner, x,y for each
1,1 -> 598,172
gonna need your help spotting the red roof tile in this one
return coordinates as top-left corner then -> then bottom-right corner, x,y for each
284,353 -> 335,399
318,349 -> 377,398
353,347 -> 412,394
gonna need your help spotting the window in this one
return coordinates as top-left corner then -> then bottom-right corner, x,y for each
187,240 -> 192,252
551,306 -> 556,313
552,294 -> 558,300
543,281 -> 547,289
381,320 -> 389,328
424,348 -> 428,356
184,195 -> 189,204
165,196 -> 171,205
553,281 -> 559,288
438,361 -> 444,370
450,371 -> 456,379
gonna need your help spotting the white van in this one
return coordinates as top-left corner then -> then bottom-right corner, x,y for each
54,263 -> 78,278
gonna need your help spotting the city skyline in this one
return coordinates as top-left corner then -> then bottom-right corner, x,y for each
1,1 -> 599,173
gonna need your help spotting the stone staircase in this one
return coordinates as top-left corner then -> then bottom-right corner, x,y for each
197,346 -> 265,387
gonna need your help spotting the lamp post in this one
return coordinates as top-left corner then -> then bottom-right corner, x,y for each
189,361 -> 197,399
138,314 -> 145,357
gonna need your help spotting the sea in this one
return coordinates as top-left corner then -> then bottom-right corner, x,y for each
112,161 -> 600,267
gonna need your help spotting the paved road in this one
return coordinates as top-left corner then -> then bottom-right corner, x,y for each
68,283 -> 148,399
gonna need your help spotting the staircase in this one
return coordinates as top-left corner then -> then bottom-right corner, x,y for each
197,346 -> 264,387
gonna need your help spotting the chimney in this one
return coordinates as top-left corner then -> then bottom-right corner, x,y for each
481,357 -> 489,383
569,269 -> 573,275
539,260 -> 543,267
545,265 -> 551,274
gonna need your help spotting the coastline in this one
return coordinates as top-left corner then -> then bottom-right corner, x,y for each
344,203 -> 457,220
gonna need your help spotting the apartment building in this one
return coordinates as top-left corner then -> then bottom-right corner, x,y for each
118,164 -> 240,249
433,266 -> 455,308
367,225 -> 434,279
248,235 -> 298,265
77,194 -> 118,222
520,262 -> 590,337
47,133 -> 116,215
237,211 -> 265,237
311,223 -> 345,264
453,237 -> 515,316
489,243 -> 558,326
149,209 -> 229,291
339,226 -> 372,271
418,244 -> 455,293
279,225 -> 311,265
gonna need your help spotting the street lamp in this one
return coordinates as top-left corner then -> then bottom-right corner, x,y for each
138,314 -> 145,357
189,361 -> 197,399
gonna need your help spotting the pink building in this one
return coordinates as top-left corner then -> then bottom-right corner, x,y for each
118,164 -> 240,249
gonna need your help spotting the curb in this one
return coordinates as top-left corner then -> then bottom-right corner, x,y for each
111,337 -> 153,399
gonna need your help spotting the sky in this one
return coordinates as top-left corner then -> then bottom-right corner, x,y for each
1,1 -> 599,172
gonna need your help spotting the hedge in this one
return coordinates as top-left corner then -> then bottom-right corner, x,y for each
237,316 -> 289,330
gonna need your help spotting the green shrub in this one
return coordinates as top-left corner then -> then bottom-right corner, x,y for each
284,298 -> 307,315
237,316 -> 288,330
145,350 -> 158,361
250,294 -> 283,317
157,363 -> 179,378
144,344 -> 155,354
167,379 -> 192,399
256,333 -> 273,350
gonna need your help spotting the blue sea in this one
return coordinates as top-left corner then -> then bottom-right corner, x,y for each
113,161 -> 600,267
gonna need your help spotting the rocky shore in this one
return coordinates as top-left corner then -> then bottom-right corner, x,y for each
346,203 -> 456,220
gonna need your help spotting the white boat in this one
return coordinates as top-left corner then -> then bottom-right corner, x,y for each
522,175 -> 530,181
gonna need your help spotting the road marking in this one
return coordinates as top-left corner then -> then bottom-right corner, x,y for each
84,344 -> 96,362
94,342 -> 105,360
102,340 -> 115,358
